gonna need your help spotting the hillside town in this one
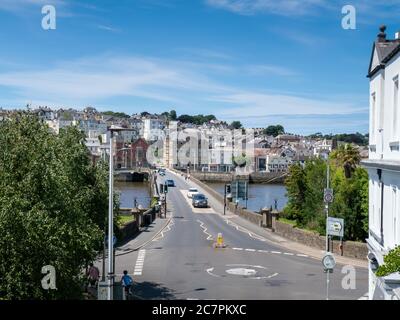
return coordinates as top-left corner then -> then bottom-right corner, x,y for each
0,106 -> 369,174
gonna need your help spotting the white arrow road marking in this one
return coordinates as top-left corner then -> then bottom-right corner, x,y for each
197,219 -> 214,241
224,219 -> 266,242
206,267 -> 221,278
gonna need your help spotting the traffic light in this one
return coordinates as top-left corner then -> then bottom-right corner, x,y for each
226,184 -> 231,194
164,183 -> 168,194
160,184 -> 164,193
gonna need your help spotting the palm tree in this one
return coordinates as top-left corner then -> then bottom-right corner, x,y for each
330,143 -> 361,178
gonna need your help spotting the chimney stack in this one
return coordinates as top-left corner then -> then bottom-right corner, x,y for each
377,25 -> 387,42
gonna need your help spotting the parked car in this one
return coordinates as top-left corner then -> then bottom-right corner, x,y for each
166,179 -> 175,187
192,193 -> 208,208
187,188 -> 199,198
159,171 -> 165,176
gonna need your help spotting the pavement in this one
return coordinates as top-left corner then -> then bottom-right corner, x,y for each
97,169 -> 369,300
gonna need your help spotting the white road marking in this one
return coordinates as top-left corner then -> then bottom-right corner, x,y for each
197,219 -> 214,241
296,254 -> 309,257
232,247 -> 243,251
284,252 -> 294,256
258,250 -> 269,253
224,219 -> 266,242
206,267 -> 221,278
245,248 -> 256,252
271,251 -> 282,254
133,249 -> 146,276
152,218 -> 175,242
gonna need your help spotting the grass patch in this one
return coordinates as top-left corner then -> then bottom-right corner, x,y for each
278,217 -> 297,227
117,215 -> 135,227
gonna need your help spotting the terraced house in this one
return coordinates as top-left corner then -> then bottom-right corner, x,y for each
363,25 -> 400,300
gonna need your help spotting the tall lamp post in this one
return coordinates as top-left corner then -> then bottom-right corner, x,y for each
107,126 -> 136,300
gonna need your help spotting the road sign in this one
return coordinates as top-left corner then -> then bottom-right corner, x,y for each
231,180 -> 248,200
322,252 -> 336,270
105,235 -> 117,248
324,188 -> 334,203
327,217 -> 344,237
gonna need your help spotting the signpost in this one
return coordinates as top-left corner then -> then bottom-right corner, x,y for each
327,217 -> 344,238
322,252 -> 336,300
324,188 -> 334,203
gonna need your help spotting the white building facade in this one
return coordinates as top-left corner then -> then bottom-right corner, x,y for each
363,26 -> 400,300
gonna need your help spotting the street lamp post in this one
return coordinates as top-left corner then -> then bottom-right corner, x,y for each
107,126 -> 137,300
107,130 -> 114,300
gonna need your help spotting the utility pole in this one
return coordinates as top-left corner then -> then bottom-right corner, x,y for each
224,184 -> 227,216
325,159 -> 330,253
107,130 -> 114,300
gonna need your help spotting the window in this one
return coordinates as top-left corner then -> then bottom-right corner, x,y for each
394,77 -> 399,138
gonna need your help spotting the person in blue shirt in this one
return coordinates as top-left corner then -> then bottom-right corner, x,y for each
121,270 -> 133,297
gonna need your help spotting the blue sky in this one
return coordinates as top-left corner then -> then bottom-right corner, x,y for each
1,0 -> 400,134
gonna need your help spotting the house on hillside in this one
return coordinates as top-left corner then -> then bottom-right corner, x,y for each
362,25 -> 400,300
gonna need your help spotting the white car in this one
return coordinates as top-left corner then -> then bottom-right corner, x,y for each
187,188 -> 199,198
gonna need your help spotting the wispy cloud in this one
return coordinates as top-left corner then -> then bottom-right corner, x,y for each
205,0 -> 330,16
211,91 -> 366,117
0,0 -> 66,13
245,65 -> 298,77
97,25 -> 121,33
0,54 -> 364,128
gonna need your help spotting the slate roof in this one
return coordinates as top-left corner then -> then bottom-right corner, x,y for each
368,25 -> 400,78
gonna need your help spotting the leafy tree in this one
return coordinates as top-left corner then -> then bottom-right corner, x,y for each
230,121 -> 243,129
264,125 -> 285,137
169,110 -> 177,121
283,164 -> 307,223
376,246 -> 400,277
102,111 -> 130,118
140,111 -> 150,117
330,143 -> 361,178
177,114 -> 217,125
0,113 -> 108,299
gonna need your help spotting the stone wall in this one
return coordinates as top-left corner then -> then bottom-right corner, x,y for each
274,220 -> 368,260
191,171 -> 285,184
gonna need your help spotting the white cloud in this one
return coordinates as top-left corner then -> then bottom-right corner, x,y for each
245,65 -> 298,77
97,25 -> 121,33
0,0 -> 66,13
0,54 -> 364,122
211,91 -> 366,118
205,0 -> 330,16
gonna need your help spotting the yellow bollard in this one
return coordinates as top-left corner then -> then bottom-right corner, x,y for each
214,233 -> 226,248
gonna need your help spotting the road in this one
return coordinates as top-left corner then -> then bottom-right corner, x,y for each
114,170 -> 368,300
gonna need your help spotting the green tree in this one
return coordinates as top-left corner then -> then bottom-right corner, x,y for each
0,113 -> 108,299
230,121 -> 243,129
264,125 -> 285,137
330,143 -> 361,178
283,164 -> 307,223
376,246 -> 400,277
169,110 -> 177,121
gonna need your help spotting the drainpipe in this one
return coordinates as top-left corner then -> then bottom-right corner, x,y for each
378,168 -> 384,245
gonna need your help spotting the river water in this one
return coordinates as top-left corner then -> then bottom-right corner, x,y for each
115,181 -> 151,209
206,182 -> 288,212
114,181 -> 287,213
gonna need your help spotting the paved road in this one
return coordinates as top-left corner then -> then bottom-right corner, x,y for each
115,170 -> 368,300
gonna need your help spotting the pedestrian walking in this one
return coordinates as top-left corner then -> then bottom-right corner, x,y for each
87,262 -> 100,287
